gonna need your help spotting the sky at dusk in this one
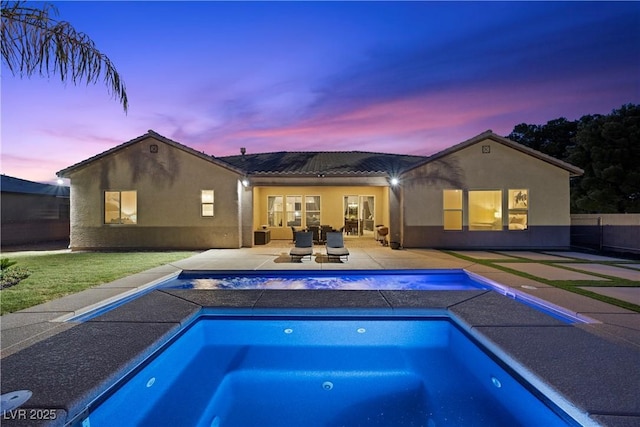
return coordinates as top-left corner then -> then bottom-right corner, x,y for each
1,1 -> 639,183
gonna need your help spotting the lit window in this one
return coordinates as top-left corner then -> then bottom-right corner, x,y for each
268,196 -> 283,227
286,196 -> 302,227
105,191 -> 137,224
508,189 -> 528,230
306,196 -> 321,227
469,190 -> 502,231
443,190 -> 462,230
201,190 -> 214,217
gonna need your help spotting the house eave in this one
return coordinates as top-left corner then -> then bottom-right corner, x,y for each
248,175 -> 391,187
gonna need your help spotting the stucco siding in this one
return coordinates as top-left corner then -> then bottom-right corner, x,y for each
67,137 -> 243,249
400,138 -> 572,248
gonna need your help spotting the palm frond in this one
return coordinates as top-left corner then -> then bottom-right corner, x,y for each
1,1 -> 128,112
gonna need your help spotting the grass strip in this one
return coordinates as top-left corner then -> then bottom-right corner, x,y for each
0,251 -> 197,315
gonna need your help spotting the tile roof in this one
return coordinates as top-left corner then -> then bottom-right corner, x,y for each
1,175 -> 70,197
219,151 -> 427,176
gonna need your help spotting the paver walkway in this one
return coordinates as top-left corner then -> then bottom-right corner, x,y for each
558,263 -> 640,281
494,262 -> 610,281
496,251 -> 571,261
544,251 -> 629,262
583,287 -> 640,304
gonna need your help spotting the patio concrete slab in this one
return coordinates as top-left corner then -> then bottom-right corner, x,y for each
580,286 -> 640,304
449,292 -> 568,327
88,291 -> 201,324
578,314 -> 640,347
514,286 -> 634,316
0,311 -> 71,329
619,263 -> 640,270
496,251 -> 570,261
474,325 -> 640,418
559,263 -> 640,281
0,321 -> 77,358
381,290 -> 488,311
591,415 -> 640,427
162,289 -> 264,308
17,287 -> 133,315
544,251 -> 628,262
494,262 -> 609,281
254,289 -> 392,311
465,269 -> 555,288
0,322 -> 181,424
450,250 -> 516,260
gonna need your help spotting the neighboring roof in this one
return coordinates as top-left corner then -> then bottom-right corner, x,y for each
406,130 -> 584,176
1,175 -> 70,197
56,130 -> 245,177
219,151 -> 427,176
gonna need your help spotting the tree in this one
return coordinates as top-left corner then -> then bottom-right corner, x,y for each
508,117 -> 577,160
507,104 -> 640,213
1,1 -> 128,112
568,104 -> 640,213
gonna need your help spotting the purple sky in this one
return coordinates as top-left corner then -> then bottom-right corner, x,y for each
2,1 -> 639,183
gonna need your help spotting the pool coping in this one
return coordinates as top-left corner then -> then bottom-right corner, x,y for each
1,288 -> 639,427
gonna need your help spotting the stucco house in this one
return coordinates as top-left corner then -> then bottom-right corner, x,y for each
56,130 -> 582,250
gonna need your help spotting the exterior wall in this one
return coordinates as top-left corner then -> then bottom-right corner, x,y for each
252,185 -> 389,240
67,137 -> 243,250
571,214 -> 640,254
1,193 -> 70,246
239,181 -> 254,247
400,139 -> 572,249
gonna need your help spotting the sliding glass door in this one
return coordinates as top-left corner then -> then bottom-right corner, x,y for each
343,195 -> 375,236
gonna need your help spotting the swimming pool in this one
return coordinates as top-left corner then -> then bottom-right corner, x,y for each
68,270 -> 590,324
82,316 -> 582,427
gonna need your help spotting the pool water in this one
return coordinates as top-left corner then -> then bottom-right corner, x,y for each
160,270 -> 487,291
84,317 -> 579,427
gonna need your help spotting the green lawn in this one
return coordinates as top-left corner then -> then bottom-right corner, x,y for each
0,251 -> 197,315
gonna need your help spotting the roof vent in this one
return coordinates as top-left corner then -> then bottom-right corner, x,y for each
240,147 -> 246,156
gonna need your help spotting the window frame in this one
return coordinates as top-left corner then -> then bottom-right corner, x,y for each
267,195 -> 284,227
305,195 -> 321,227
201,190 -> 214,217
285,195 -> 303,227
104,190 -> 137,225
468,189 -> 503,231
442,189 -> 463,231
508,189 -> 529,231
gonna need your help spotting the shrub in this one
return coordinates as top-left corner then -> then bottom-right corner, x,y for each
1,258 -> 17,270
0,265 -> 31,289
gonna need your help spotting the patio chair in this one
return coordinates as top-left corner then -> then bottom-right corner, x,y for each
290,231 -> 313,261
325,231 -> 349,261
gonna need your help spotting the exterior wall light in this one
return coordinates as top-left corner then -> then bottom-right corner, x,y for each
390,177 -> 399,186
241,179 -> 250,187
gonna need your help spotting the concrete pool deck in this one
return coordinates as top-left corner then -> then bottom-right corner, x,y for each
1,245 -> 639,426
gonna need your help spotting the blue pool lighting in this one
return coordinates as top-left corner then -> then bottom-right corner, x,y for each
82,316 -> 585,427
